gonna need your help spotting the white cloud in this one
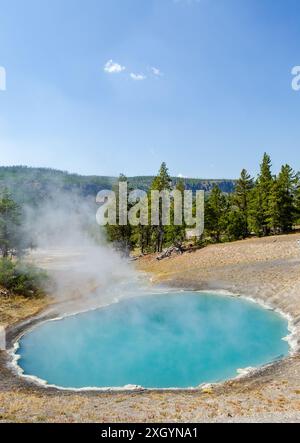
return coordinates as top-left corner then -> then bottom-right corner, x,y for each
151,66 -> 163,77
103,60 -> 162,82
104,60 -> 126,74
130,73 -> 146,81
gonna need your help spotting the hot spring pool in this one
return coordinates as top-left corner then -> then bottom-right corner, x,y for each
16,292 -> 290,389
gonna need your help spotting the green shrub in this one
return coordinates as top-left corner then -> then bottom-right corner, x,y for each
0,259 -> 48,298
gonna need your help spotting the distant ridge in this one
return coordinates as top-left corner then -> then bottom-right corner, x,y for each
0,166 -> 236,205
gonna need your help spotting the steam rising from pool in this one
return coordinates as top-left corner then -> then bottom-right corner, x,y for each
24,189 -> 150,316
16,292 -> 289,389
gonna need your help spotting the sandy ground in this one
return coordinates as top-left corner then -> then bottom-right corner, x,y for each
1,234 -> 300,422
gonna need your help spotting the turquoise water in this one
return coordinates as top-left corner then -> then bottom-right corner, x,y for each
17,292 -> 289,389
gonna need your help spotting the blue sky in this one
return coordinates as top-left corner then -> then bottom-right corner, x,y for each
0,0 -> 300,178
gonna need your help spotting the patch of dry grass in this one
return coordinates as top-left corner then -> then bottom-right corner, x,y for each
0,292 -> 50,327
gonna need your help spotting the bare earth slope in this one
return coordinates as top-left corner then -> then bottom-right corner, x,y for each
0,234 -> 300,422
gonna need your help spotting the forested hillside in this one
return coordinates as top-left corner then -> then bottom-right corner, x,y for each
0,166 -> 236,206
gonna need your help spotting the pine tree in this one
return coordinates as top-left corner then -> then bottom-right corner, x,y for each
136,224 -> 151,255
151,162 -> 172,192
0,189 -> 22,257
105,174 -> 133,255
150,163 -> 172,252
269,165 -> 298,233
165,178 -> 186,247
268,178 -> 281,233
234,169 -> 254,238
205,185 -> 228,242
226,208 -> 247,241
251,153 -> 274,236
135,192 -> 152,255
